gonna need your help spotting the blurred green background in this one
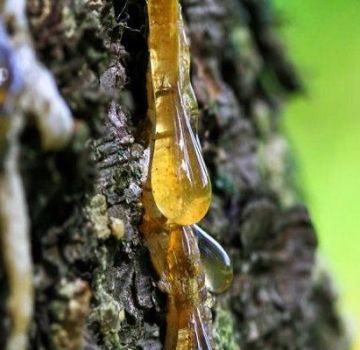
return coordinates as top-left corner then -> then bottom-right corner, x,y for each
274,0 -> 360,347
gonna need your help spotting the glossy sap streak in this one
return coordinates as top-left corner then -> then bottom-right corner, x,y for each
178,13 -> 200,137
165,226 -> 212,350
192,308 -> 212,350
147,0 -> 211,226
145,1 -> 215,348
151,88 -> 211,225
193,224 -> 233,294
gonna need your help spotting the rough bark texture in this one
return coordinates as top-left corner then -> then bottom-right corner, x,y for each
0,0 -> 350,349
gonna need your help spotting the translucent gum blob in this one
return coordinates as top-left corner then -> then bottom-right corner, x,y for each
150,89 -> 211,225
193,225 -> 233,294
145,1 -> 220,348
147,0 -> 212,226
165,226 -> 211,350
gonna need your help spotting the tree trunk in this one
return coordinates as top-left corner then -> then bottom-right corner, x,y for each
0,0 -> 349,349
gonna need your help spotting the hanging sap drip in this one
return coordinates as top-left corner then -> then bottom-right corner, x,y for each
178,13 -> 200,140
193,225 -> 233,294
165,225 -> 212,350
150,90 -> 211,226
143,0 -> 230,348
147,0 -> 212,226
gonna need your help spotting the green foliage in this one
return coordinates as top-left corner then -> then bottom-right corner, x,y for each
275,0 -> 360,330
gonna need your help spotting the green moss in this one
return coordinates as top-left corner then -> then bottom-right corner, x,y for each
213,308 -> 241,350
215,172 -> 237,196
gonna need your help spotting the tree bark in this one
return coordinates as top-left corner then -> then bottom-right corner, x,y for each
0,0 -> 350,349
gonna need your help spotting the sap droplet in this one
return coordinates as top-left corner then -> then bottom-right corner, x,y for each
193,224 -> 233,294
147,0 -> 212,226
150,90 -> 211,226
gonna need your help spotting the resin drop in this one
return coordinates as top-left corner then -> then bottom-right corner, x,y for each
144,1 -> 216,348
193,225 -> 233,294
147,0 -> 212,226
165,226 -> 212,350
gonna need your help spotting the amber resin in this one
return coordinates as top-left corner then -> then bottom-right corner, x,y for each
193,225 -> 233,294
165,226 -> 212,349
147,0 -> 211,226
140,191 -> 212,349
142,0 -> 232,349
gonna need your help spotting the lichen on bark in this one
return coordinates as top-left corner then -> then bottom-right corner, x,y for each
0,0 -> 350,349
